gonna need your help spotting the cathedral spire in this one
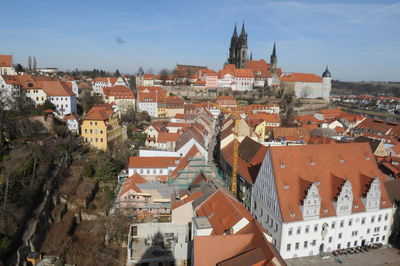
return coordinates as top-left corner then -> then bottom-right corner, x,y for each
270,42 -> 277,73
250,52 -> 253,60
233,23 -> 238,38
241,20 -> 245,35
272,42 -> 276,57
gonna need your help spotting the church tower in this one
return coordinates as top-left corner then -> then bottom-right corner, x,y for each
238,22 -> 248,68
270,42 -> 277,73
227,22 -> 248,68
321,66 -> 332,102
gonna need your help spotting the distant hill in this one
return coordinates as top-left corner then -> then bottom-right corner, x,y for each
332,80 -> 400,97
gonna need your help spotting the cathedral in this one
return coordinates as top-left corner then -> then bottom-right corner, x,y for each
227,22 -> 248,69
225,22 -> 331,101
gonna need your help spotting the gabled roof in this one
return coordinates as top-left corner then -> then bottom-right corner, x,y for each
356,118 -> 400,137
268,143 -> 392,223
84,103 -> 114,121
196,189 -> 253,235
246,59 -> 271,78
280,73 -> 322,83
137,86 -> 167,103
157,132 -> 180,143
221,137 -> 267,185
170,145 -> 201,178
0,55 -> 12,67
272,127 -> 310,140
62,113 -> 79,121
41,80 -> 74,96
234,68 -> 254,78
175,125 -> 206,151
103,86 -> 135,99
119,174 -> 146,196
128,156 -> 179,169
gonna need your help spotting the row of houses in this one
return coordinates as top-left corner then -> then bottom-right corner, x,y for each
215,105 -> 400,260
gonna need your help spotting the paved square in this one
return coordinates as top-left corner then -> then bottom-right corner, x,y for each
286,247 -> 400,266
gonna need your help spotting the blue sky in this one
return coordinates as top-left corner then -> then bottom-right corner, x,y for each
1,0 -> 399,81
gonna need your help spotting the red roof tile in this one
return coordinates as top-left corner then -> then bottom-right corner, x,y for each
128,156 -> 179,169
0,55 -> 12,67
280,73 -> 322,83
269,143 -> 392,223
103,86 -> 135,99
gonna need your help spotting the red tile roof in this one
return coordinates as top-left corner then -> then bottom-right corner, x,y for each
119,173 -> 146,196
170,145 -> 200,177
196,189 -> 254,235
221,137 -> 267,185
128,156 -> 179,169
84,103 -> 114,121
157,132 -> 180,143
171,190 -> 204,210
62,113 -> 79,121
41,80 -> 74,96
280,73 -> 322,83
356,118 -> 400,138
269,143 -> 392,223
0,55 -> 12,67
234,68 -> 255,78
246,59 -> 271,78
103,86 -> 135,99
138,86 -> 167,103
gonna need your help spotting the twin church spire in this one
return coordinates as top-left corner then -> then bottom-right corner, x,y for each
227,21 -> 277,72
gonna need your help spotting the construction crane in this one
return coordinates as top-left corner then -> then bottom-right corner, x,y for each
209,102 -> 241,197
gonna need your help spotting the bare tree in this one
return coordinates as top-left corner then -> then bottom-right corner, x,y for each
159,69 -> 170,85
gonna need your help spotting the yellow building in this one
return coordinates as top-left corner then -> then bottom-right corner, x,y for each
81,104 -> 127,150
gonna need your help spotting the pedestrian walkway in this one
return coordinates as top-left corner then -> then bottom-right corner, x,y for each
286,247 -> 400,266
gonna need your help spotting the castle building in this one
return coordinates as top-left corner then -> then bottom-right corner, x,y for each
227,22 -> 248,69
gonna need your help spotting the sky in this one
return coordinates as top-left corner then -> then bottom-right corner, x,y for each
1,0 -> 399,81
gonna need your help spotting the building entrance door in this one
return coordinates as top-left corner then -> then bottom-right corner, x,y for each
319,243 -> 324,252
362,239 -> 366,246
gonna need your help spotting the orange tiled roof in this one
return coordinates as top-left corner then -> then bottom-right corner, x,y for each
138,86 -> 167,103
234,68 -> 255,78
171,190 -> 204,210
272,127 -> 310,140
170,145 -> 200,178
84,103 -> 114,121
128,156 -> 179,169
246,59 -> 271,78
280,73 -> 322,83
41,80 -> 74,96
196,189 -> 254,235
119,173 -> 146,196
157,132 -> 180,143
93,77 -> 108,83
0,55 -> 12,67
269,143 -> 392,223
103,85 -> 135,99
62,113 -> 79,121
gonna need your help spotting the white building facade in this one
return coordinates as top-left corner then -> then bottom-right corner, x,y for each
251,144 -> 393,259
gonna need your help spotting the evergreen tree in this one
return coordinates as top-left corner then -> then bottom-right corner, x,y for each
96,153 -> 117,182
115,69 -> 121,77
83,161 -> 95,177
15,64 -> 25,73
